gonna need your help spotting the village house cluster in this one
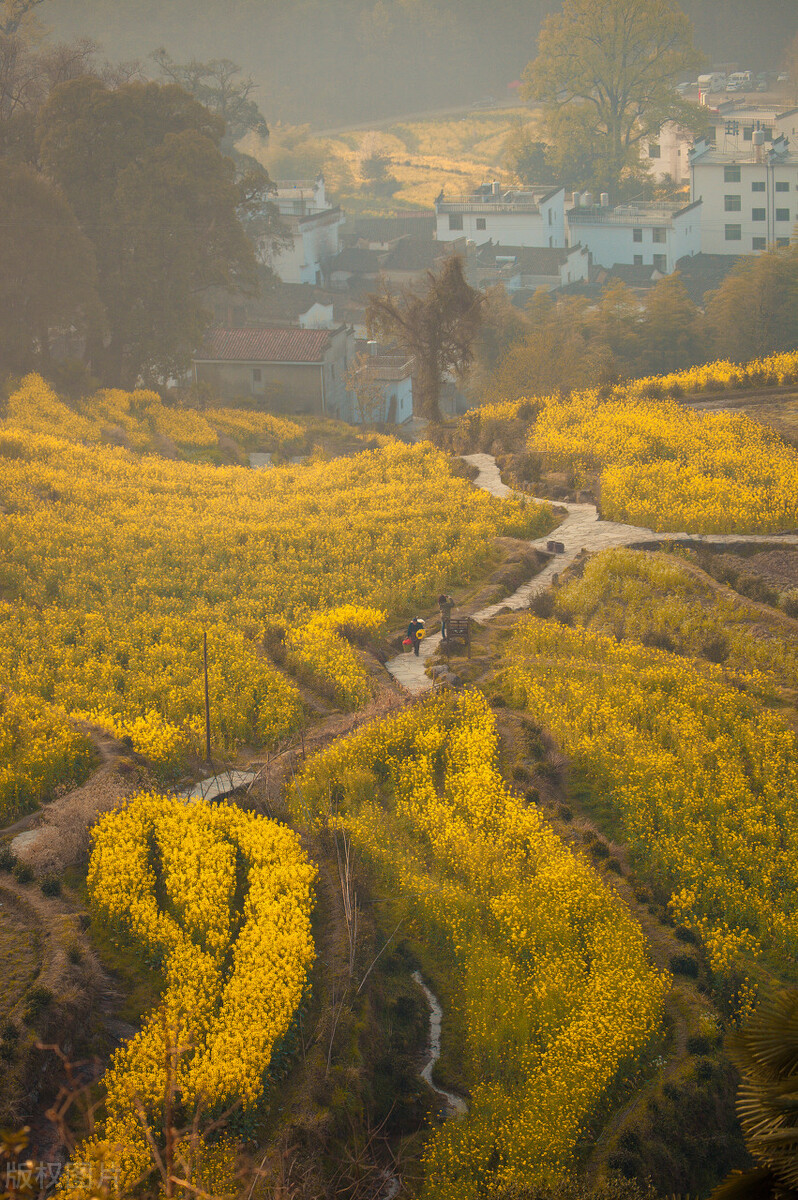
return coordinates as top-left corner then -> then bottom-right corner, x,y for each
194,100 -> 798,424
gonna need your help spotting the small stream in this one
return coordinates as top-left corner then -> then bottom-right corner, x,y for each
412,970 -> 469,1118
379,971 -> 468,1199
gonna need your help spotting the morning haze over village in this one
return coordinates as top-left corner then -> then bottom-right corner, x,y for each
3,2 -> 798,1199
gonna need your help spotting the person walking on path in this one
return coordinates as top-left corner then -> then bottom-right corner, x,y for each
438,594 -> 454,640
407,616 -> 425,656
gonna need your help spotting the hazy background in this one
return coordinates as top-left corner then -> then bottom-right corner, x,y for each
38,0 -> 798,127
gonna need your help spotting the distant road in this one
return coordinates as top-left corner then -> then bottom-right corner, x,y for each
310,101 -> 526,137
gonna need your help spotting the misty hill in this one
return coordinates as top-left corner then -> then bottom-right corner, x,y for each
39,0 -> 798,127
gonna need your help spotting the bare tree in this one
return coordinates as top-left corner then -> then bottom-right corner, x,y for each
367,255 -> 485,422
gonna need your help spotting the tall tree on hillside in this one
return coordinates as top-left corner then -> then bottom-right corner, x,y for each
0,0 -> 43,36
366,256 -> 485,422
37,78 -> 259,386
523,0 -> 703,194
0,161 -> 100,374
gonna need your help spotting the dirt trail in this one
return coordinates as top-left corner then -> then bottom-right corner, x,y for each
385,453 -> 798,694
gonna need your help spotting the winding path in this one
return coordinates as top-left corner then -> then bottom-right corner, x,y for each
385,452 -> 798,694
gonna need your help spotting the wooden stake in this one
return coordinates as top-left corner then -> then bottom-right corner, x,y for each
203,629 -> 211,766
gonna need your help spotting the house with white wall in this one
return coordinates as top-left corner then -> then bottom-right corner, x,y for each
566,197 -> 701,274
435,183 -> 566,249
640,121 -> 693,184
689,134 -> 798,254
347,350 -> 414,425
258,175 -> 345,285
193,325 -> 355,417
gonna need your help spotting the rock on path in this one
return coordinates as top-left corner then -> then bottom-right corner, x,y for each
384,452 -> 798,695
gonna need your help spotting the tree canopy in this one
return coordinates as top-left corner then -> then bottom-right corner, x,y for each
36,77 -> 258,386
0,160 -> 100,374
523,0 -> 703,194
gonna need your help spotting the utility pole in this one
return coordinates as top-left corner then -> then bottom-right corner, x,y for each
203,629 -> 211,767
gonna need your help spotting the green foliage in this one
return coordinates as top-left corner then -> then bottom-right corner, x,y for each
36,78 -> 258,387
523,0 -> 702,193
0,161 -> 100,377
707,247 -> 798,362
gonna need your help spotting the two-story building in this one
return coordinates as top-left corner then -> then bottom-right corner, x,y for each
566,197 -> 701,274
689,134 -> 798,254
435,183 -> 566,249
257,175 -> 345,286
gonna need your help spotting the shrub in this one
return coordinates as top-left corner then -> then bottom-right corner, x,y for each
589,839 -> 611,859
782,590 -> 798,618
12,861 -> 33,884
670,953 -> 699,978
642,628 -> 676,653
67,944 -> 83,965
0,1042 -> 15,1062
0,846 -> 15,871
607,858 -> 623,874
735,572 -> 779,606
512,764 -> 531,783
0,1020 -> 19,1042
23,984 -> 53,1023
674,924 -> 697,944
687,1033 -> 714,1055
529,590 -> 555,618
558,804 -> 573,821
40,874 -> 62,897
701,633 -> 730,664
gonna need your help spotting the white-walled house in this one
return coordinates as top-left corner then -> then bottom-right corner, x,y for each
435,183 -> 566,249
347,352 -> 414,425
259,175 -> 345,285
639,121 -> 693,184
689,134 -> 798,254
566,198 -> 701,274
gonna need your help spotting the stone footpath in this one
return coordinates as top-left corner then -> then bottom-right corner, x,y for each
384,452 -> 798,695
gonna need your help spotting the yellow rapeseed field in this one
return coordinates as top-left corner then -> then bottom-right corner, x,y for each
501,616 -> 798,988
292,691 -> 667,1197
0,375 -> 551,816
465,351 -> 798,533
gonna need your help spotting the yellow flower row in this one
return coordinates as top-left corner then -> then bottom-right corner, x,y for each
80,794 -> 316,1190
291,692 -> 666,1195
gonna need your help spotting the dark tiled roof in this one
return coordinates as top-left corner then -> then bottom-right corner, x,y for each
475,243 -> 569,272
329,247 -> 383,274
197,326 -> 335,363
380,236 -> 455,271
348,212 -> 435,242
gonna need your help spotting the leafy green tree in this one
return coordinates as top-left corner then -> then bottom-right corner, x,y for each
706,247 -> 798,362
151,50 -> 269,144
523,0 -> 703,194
502,122 -> 549,186
36,78 -> 259,386
367,255 -> 485,422
0,160 -> 100,375
638,271 -> 705,374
